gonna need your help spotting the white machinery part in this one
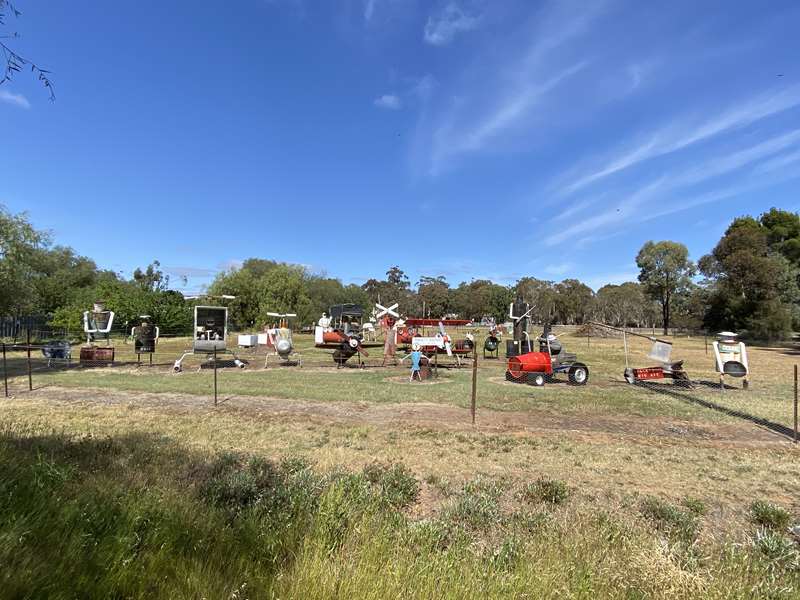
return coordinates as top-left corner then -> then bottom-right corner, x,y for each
238,334 -> 258,347
647,340 -> 673,363
83,309 -> 115,343
257,332 -> 270,345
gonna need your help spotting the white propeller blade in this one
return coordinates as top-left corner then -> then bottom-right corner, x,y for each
375,302 -> 400,319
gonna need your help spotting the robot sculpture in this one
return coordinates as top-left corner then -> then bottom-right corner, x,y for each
261,312 -> 301,366
713,331 -> 749,389
80,301 -> 115,364
173,304 -> 245,372
507,298 -> 533,357
83,301 -> 115,344
131,315 -> 159,364
484,323 -> 501,359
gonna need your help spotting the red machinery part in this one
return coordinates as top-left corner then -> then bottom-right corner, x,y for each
322,331 -> 346,344
632,367 -> 664,380
506,351 -> 553,380
404,318 -> 471,327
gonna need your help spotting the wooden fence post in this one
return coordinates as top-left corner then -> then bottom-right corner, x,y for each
2,343 -> 7,398
213,348 -> 218,406
471,348 -> 478,425
794,364 -> 797,445
26,329 -> 32,392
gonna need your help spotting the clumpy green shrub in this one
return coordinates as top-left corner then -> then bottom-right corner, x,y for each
362,461 -> 419,509
521,477 -> 570,505
750,500 -> 792,531
682,497 -> 707,516
752,528 -> 798,564
640,496 -> 699,544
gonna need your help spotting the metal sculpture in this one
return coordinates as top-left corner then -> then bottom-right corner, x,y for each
483,324 -> 501,359
83,301 -> 115,345
131,315 -> 159,364
376,302 -> 400,366
713,331 -> 749,389
314,304 -> 381,366
173,296 -> 246,372
81,301 -> 115,365
507,299 -> 534,357
505,324 -> 589,386
590,322 -> 691,387
262,312 -> 300,366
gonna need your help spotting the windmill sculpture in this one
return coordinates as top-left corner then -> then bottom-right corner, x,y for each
375,302 -> 400,365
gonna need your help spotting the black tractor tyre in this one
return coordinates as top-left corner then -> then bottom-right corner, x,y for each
568,363 -> 589,385
527,373 -> 546,387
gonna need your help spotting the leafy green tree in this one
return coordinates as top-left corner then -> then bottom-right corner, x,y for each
636,241 -> 696,335
513,278 -> 558,324
416,276 -> 450,318
554,279 -> 594,324
0,205 -> 47,316
451,280 -> 511,322
699,216 -> 799,339
760,208 -> 800,265
594,282 -> 654,327
132,261 -> 170,292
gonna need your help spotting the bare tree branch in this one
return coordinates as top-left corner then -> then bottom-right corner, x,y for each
0,0 -> 55,101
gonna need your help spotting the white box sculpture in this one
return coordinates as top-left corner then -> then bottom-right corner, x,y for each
713,331 -> 749,389
238,334 -> 258,348
83,301 -> 115,345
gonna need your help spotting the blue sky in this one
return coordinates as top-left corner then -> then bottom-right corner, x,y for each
3,0 -> 799,293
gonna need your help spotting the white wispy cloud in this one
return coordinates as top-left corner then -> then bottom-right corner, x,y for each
544,179 -> 665,246
363,0 -> 377,22
0,89 -> 31,109
559,85 -> 800,195
424,2 -> 481,46
447,61 -> 588,155
544,262 -> 573,276
423,2 -> 605,175
374,94 -> 402,110
547,152 -> 800,249
752,147 -> 800,175
673,128 -> 800,187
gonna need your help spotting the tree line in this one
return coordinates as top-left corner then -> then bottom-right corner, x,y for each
1,205 -> 798,339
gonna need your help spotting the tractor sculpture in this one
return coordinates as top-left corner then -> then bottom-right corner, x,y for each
505,325 -> 589,386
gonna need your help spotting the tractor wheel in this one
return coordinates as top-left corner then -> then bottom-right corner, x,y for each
527,373 -> 545,387
568,363 -> 589,385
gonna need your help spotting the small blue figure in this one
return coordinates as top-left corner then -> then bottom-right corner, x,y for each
409,348 -> 422,382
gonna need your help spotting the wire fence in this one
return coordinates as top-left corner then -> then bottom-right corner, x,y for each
1,328 -> 797,443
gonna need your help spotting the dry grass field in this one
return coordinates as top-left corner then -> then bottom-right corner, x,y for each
1,328 -> 798,597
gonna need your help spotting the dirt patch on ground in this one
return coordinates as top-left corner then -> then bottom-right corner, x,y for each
15,385 -> 788,447
382,376 -> 452,385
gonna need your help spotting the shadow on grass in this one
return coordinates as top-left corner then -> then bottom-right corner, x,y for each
632,380 -> 796,440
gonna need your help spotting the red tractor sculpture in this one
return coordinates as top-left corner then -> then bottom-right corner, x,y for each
505,326 -> 589,386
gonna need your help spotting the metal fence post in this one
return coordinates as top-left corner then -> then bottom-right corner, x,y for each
2,343 -> 7,398
213,348 -> 218,406
26,329 -> 32,392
